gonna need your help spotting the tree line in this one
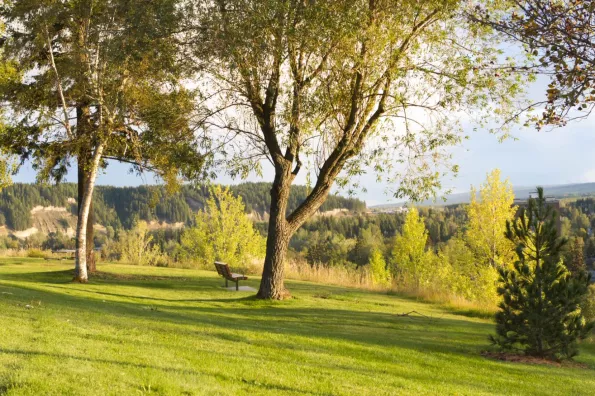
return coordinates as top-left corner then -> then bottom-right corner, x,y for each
0,182 -> 365,231
1,0 -> 593,298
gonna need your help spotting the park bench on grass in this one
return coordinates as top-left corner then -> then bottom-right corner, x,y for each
214,262 -> 248,291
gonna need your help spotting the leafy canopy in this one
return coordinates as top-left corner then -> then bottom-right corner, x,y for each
189,0 -> 527,202
0,0 -> 208,185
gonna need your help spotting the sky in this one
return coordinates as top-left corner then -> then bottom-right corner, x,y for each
14,115 -> 595,207
13,83 -> 595,206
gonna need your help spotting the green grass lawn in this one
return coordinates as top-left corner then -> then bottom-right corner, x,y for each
0,258 -> 594,395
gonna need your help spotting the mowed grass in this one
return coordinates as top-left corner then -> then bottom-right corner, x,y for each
0,259 -> 594,395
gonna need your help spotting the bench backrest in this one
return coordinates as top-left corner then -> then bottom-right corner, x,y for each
214,261 -> 232,278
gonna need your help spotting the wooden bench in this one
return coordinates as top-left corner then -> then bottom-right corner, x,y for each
214,262 -> 248,291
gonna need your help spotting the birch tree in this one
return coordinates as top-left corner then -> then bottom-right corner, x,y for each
0,0 -> 207,281
188,0 -> 528,299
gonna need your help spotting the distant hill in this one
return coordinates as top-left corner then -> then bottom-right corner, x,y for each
0,183 -> 366,235
371,182 -> 595,210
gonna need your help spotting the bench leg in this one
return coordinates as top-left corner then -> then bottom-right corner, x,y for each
236,280 -> 239,291
225,279 -> 228,288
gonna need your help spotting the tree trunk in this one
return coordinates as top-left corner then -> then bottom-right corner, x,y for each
256,164 -> 334,299
78,160 -> 96,273
74,143 -> 104,283
257,170 -> 293,299
76,102 -> 96,273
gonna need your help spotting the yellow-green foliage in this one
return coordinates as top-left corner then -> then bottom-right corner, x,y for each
437,238 -> 498,304
119,221 -> 166,266
180,186 -> 265,268
389,170 -> 515,305
466,169 -> 516,269
25,248 -> 46,259
391,208 -> 431,288
584,285 -> 595,323
0,152 -> 15,191
369,248 -> 391,287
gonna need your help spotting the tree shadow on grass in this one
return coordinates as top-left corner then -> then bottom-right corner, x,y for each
3,274 -> 594,394
2,278 -> 492,357
0,348 -> 317,395
0,267 -> 359,298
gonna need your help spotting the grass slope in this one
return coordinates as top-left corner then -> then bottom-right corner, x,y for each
0,259 -> 594,395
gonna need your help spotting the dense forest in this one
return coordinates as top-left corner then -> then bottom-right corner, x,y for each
0,182 -> 366,231
3,181 -> 595,273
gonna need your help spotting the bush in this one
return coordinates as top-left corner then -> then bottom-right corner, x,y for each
26,248 -> 47,259
436,237 -> 498,304
118,221 -> 167,266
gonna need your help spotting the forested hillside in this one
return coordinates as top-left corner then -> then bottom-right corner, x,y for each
0,183 -> 366,231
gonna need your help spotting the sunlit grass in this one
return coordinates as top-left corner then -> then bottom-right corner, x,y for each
0,258 -> 593,395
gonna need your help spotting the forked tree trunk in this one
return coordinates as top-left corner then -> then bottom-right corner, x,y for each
257,170 -> 292,299
78,161 -> 96,273
256,165 -> 333,299
74,143 -> 104,282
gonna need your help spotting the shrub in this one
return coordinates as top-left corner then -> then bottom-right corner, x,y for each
26,248 -> 46,259
119,221 -> 167,266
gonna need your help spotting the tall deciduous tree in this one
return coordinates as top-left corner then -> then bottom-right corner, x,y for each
0,0 -> 207,281
369,247 -> 391,287
466,169 -> 517,269
469,1 -> 595,128
189,0 -> 527,299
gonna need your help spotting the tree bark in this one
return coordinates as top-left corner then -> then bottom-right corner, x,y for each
256,163 -> 335,299
76,103 -> 96,273
257,166 -> 293,299
78,160 -> 96,273
74,143 -> 104,282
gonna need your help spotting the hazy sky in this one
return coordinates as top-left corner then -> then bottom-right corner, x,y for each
13,76 -> 595,207
14,114 -> 595,206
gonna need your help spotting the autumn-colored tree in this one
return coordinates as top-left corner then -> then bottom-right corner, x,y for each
466,169 -> 517,269
392,208 -> 430,289
469,1 -> 595,128
188,0 -> 527,299
180,186 -> 265,269
369,248 -> 391,288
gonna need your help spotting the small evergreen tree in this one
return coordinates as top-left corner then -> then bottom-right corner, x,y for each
491,188 -> 594,359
